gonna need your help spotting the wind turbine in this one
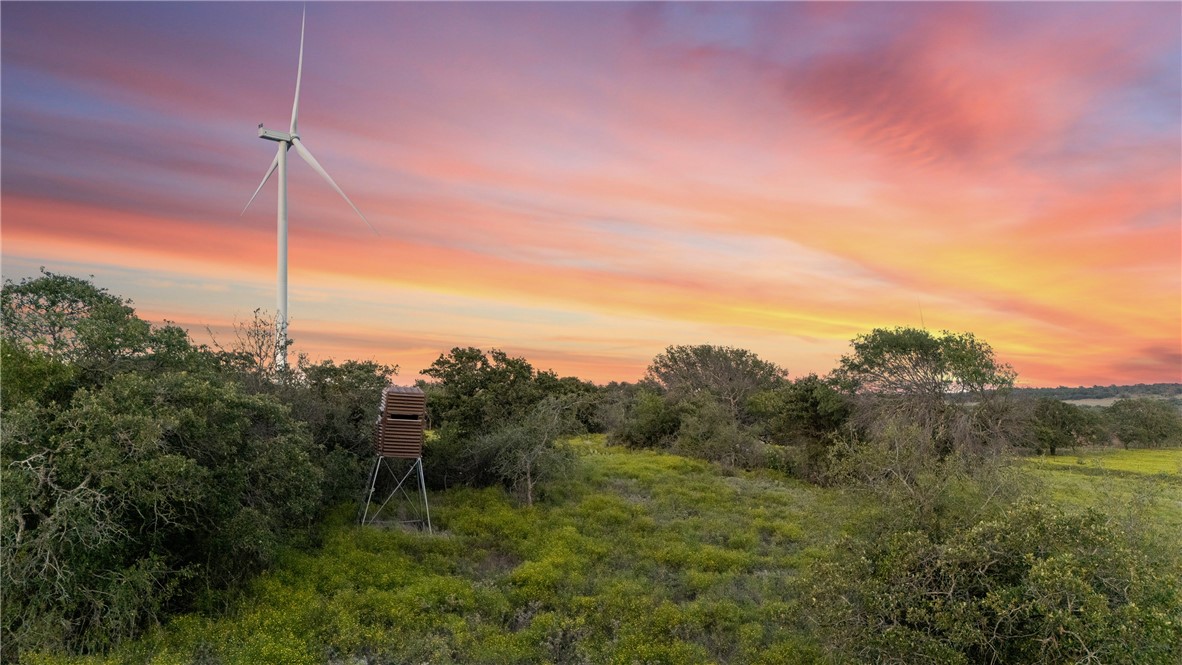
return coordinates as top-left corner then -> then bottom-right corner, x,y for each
242,7 -> 377,371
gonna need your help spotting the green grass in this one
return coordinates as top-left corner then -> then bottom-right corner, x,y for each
30,440 -> 1182,664
1028,447 -> 1182,475
1023,447 -> 1182,534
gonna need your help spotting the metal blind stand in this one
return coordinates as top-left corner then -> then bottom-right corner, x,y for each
359,455 -> 432,533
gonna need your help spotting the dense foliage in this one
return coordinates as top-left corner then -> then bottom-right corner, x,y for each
832,327 -> 1016,397
1,272 -> 393,659
3,372 -> 322,653
32,440 -> 833,664
416,347 -> 595,493
595,330 -> 1182,662
1106,397 -> 1182,449
832,327 -> 1021,454
748,374 -> 850,480
645,344 -> 787,420
1028,397 -> 1107,454
802,422 -> 1182,664
607,344 -> 809,472
809,500 -> 1181,664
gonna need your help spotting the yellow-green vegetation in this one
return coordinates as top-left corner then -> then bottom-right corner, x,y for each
1031,447 -> 1182,475
38,436 -> 832,664
30,441 -> 1182,665
1024,447 -> 1182,532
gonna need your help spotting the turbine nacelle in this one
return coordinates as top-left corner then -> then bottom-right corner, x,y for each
258,127 -> 297,143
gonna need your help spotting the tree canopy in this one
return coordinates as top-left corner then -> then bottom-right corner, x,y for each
830,328 -> 1020,454
833,327 -> 1015,398
645,344 -> 787,418
419,347 -> 541,438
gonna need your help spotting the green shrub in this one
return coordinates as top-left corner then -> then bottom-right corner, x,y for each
608,388 -> 682,449
0,338 -> 78,409
673,394 -> 762,469
645,344 -> 787,422
748,374 -> 849,447
807,501 -> 1182,664
2,372 -> 322,656
470,397 -> 581,506
823,422 -> 1022,536
417,347 -> 541,439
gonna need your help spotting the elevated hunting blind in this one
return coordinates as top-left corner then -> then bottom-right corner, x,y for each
359,385 -> 432,532
374,385 -> 426,458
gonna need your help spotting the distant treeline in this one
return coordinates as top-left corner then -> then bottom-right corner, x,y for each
1014,383 -> 1182,401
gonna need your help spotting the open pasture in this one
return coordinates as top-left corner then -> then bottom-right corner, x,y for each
1024,447 -> 1182,534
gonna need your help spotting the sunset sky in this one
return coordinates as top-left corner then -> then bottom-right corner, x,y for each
2,2 -> 1179,386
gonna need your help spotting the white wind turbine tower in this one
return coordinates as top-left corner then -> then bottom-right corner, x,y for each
242,8 -> 377,371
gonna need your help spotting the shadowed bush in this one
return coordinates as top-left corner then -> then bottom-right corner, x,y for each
2,372 -> 323,656
807,425 -> 1181,664
808,501 -> 1182,664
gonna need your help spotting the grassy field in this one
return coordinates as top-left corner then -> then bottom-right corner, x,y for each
1023,446 -> 1182,533
31,441 -> 1182,665
1028,447 -> 1182,475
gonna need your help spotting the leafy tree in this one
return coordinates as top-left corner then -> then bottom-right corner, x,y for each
833,327 -> 1016,398
1028,397 -> 1106,454
419,347 -> 539,438
595,381 -> 647,435
1,268 -> 138,360
534,370 -> 603,431
281,358 -> 399,501
832,327 -> 1017,452
645,344 -> 787,420
746,375 -> 851,479
0,273 -> 365,658
748,374 -> 850,445
0,337 -> 78,409
1106,398 -> 1182,448
471,397 -> 581,506
2,270 -> 218,388
606,345 -> 787,468
294,358 -> 398,452
418,347 -> 595,491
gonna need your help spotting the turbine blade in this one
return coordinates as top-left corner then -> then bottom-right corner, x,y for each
241,147 -> 281,215
291,137 -> 378,236
290,6 -> 306,134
